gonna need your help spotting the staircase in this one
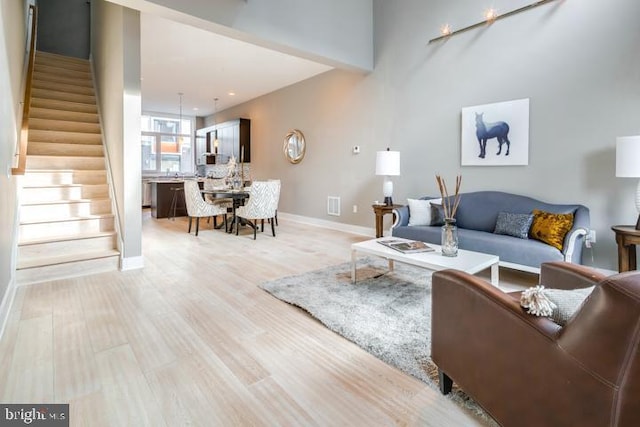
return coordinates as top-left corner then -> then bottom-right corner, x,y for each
16,51 -> 120,285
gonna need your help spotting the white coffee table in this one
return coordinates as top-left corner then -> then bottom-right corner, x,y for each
351,238 -> 499,286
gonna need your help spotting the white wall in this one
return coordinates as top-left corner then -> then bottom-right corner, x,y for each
0,0 -> 27,334
207,0 -> 640,270
92,0 -> 143,266
106,0 -> 373,71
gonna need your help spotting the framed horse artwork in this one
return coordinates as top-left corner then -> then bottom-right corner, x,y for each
460,98 -> 529,166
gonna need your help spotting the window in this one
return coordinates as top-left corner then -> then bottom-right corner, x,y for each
141,114 -> 194,175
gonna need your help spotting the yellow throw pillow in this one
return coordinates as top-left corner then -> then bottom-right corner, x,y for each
530,209 -> 574,251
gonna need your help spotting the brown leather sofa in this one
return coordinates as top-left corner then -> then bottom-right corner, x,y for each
431,261 -> 640,426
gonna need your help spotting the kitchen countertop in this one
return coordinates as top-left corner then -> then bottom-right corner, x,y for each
145,178 -> 206,184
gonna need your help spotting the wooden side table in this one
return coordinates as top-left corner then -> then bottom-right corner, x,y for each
372,204 -> 402,238
611,225 -> 640,272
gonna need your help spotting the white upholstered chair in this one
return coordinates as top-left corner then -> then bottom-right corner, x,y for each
269,178 -> 281,226
235,180 -> 281,239
184,180 -> 227,236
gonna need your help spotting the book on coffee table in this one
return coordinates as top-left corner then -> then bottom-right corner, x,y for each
377,239 -> 434,254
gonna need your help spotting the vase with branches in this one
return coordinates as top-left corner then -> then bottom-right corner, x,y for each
436,175 -> 462,256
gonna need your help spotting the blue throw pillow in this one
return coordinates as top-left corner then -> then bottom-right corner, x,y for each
494,212 -> 534,239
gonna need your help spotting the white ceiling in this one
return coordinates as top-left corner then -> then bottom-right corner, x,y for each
140,14 -> 333,117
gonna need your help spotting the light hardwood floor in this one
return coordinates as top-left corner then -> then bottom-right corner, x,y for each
1,211 -> 534,426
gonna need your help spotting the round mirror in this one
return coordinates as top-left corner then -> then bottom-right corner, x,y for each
283,129 -> 306,164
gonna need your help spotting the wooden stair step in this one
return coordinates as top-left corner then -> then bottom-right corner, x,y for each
17,249 -> 119,269
33,63 -> 91,80
33,65 -> 93,83
30,98 -> 97,114
36,50 -> 88,61
32,79 -> 94,96
19,214 -> 115,240
19,230 -> 117,246
21,184 -> 83,202
35,51 -> 90,69
29,129 -> 102,144
16,252 -> 120,285
32,71 -> 93,88
26,155 -> 107,170
21,183 -> 109,202
22,170 -> 107,185
20,198 -> 112,222
29,107 -> 98,123
21,197 -> 111,206
31,88 -> 95,105
28,118 -> 100,133
27,142 -> 104,157
33,60 -> 91,75
20,212 -> 114,225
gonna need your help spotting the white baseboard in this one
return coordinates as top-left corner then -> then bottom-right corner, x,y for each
0,277 -> 17,341
121,255 -> 144,271
278,212 -> 376,237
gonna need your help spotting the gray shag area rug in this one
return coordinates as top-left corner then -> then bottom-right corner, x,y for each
260,258 -> 498,426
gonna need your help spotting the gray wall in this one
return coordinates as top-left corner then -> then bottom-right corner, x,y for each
0,0 -> 28,332
207,0 -> 640,270
37,0 -> 90,59
91,0 -> 142,267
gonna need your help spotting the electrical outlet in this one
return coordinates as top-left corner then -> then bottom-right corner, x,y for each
353,146 -> 360,154
585,230 -> 596,248
353,204 -> 358,213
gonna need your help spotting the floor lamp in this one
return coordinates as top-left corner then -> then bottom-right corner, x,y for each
616,135 -> 640,229
375,148 -> 400,206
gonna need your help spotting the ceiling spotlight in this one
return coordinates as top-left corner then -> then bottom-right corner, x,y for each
440,23 -> 452,36
484,8 -> 498,22
228,92 -> 236,96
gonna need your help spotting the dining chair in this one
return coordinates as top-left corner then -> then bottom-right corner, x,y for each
184,180 -> 227,236
235,180 -> 280,239
268,178 -> 281,226
203,177 -> 233,210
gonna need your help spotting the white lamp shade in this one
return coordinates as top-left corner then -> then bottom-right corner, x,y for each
616,136 -> 640,177
375,150 -> 400,176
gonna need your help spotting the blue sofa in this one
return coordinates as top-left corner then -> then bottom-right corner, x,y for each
391,191 -> 590,273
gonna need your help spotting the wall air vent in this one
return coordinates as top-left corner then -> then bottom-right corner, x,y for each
327,196 -> 341,216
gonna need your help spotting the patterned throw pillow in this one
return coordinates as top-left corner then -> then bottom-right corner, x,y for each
545,286 -> 595,326
529,209 -> 575,251
493,212 -> 534,239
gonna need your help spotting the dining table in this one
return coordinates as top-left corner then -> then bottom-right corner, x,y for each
201,188 -> 250,233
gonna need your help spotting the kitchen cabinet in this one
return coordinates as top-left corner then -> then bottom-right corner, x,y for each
195,118 -> 250,165
149,180 -> 205,219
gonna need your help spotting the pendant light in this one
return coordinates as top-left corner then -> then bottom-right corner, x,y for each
213,97 -> 220,154
178,92 -> 184,144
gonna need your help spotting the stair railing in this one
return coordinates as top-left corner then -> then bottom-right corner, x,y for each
12,4 -> 38,175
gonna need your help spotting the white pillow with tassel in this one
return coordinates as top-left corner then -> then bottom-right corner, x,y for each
520,285 -> 594,326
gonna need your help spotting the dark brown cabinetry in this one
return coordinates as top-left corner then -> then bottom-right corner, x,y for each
196,119 -> 250,165
150,181 -> 204,219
